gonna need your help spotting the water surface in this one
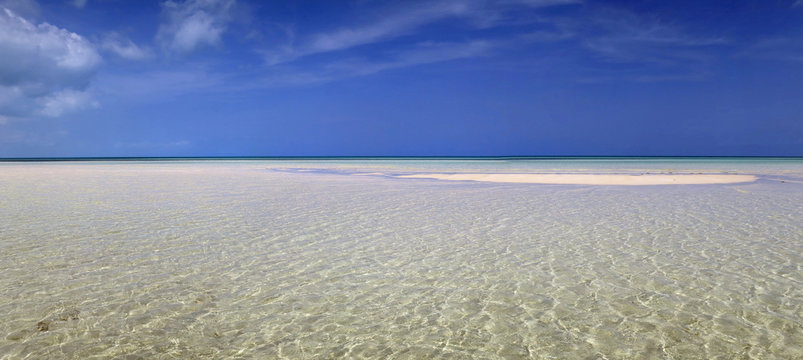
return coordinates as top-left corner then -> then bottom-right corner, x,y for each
0,159 -> 801,359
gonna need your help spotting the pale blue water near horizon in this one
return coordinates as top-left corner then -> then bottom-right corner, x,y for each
0,158 -> 801,359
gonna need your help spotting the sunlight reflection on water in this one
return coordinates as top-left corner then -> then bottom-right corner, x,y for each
0,160 -> 801,359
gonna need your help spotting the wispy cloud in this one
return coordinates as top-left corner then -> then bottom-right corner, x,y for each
97,38 -> 497,101
263,0 -> 581,65
0,0 -> 39,18
499,6 -> 735,83
247,39 -> 502,89
580,9 -> 727,65
157,0 -> 236,54
322,40 -> 494,78
104,1 -> 583,95
71,0 -> 87,9
741,37 -> 803,61
102,33 -> 153,60
305,2 -> 470,53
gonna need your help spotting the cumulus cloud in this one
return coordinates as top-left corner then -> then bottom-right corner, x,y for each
71,0 -> 87,9
157,0 -> 235,54
0,8 -> 101,120
102,33 -> 153,60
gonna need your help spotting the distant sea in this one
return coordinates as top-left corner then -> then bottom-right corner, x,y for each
0,157 -> 801,358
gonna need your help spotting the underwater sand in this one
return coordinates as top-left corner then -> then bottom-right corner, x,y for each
0,159 -> 801,359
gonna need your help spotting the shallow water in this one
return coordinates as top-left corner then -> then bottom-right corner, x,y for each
0,159 -> 801,359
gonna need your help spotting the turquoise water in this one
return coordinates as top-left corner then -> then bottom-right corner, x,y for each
0,159 -> 801,359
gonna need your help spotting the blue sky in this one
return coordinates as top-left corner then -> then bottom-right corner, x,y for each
0,0 -> 801,157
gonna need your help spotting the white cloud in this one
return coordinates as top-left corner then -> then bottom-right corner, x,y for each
157,0 -> 235,54
0,7 -> 101,121
102,34 -> 153,60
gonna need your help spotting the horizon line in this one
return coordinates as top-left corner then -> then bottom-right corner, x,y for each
2,155 -> 803,162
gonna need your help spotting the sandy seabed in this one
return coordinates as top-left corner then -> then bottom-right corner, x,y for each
0,160 -> 801,359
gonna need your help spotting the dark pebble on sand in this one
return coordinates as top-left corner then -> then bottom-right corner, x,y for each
36,321 -> 49,332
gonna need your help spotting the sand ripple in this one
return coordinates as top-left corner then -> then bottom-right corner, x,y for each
0,161 -> 800,359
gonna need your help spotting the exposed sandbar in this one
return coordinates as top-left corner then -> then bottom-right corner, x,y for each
397,173 -> 757,185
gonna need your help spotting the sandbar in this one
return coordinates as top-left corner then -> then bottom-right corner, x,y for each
396,173 -> 757,185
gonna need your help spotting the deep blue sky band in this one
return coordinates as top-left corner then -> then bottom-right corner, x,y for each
0,0 -> 801,156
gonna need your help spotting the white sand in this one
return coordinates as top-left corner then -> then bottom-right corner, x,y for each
396,173 -> 757,185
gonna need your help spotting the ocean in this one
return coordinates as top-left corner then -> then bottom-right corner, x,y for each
0,158 -> 801,359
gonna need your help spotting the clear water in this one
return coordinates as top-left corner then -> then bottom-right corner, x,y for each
0,159 -> 801,359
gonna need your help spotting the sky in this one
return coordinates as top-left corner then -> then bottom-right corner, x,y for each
0,0 -> 801,157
